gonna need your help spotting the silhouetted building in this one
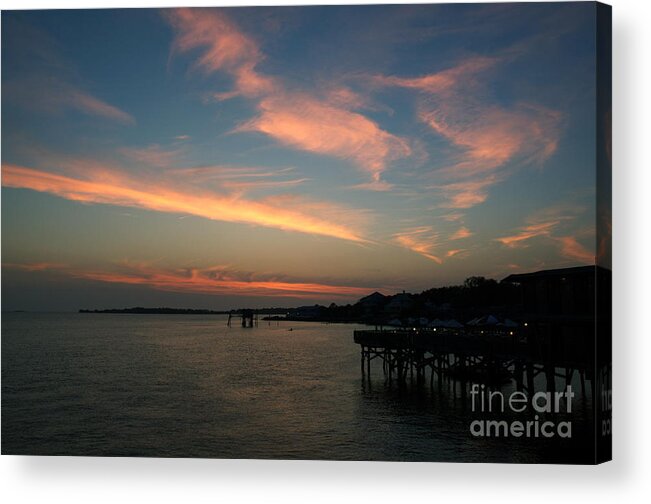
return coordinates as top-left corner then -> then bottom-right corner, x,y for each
503,265 -> 598,370
503,265 -> 596,319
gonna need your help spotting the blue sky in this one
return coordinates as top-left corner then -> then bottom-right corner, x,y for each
2,3 -> 602,310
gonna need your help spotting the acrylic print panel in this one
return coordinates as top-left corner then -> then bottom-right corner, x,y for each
1,2 -> 611,464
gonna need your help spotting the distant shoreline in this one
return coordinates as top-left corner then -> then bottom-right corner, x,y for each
79,307 -> 228,315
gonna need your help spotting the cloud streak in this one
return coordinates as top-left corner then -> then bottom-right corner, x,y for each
3,261 -> 375,300
2,16 -> 134,126
2,163 -> 367,242
119,144 -> 184,168
393,227 -> 442,264
495,204 -> 594,264
376,56 -> 562,206
495,220 -> 560,248
554,236 -> 594,264
4,77 -> 135,125
431,175 -> 501,209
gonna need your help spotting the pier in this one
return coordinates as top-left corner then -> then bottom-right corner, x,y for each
227,309 -> 258,328
353,266 -> 606,394
353,326 -> 592,394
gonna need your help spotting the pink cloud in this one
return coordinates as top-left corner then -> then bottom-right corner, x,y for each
166,8 -> 410,184
376,57 -> 563,206
239,94 -> 410,182
166,8 -> 276,98
421,103 -> 562,179
374,56 -> 496,94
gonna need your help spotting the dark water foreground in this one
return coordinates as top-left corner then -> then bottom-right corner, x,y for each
1,313 -> 594,462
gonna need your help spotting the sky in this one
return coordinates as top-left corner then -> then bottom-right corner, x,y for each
1,3 -> 604,311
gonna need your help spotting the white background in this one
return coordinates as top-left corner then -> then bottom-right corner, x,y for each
1,0 -> 649,502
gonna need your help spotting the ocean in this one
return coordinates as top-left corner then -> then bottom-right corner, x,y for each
1,312 -> 594,462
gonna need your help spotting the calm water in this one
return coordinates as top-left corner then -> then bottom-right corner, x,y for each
2,313 -> 594,462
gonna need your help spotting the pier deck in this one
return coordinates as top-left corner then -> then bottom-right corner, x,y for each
353,327 -> 593,393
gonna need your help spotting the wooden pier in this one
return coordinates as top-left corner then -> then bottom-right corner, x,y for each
354,325 -> 592,394
227,309 -> 258,328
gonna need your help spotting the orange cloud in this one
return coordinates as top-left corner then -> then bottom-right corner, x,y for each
239,94 -> 411,182
79,269 -> 371,299
393,227 -> 442,264
433,175 -> 500,209
495,220 -> 560,248
554,236 -> 594,264
2,163 -> 367,242
495,204 -> 594,265
445,249 -> 467,258
5,261 -> 374,300
496,203 -> 587,249
450,226 -> 472,240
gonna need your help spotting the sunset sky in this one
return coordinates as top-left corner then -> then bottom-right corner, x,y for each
2,4 -> 601,311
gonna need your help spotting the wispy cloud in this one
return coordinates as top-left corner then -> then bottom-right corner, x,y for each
165,7 -> 276,98
2,262 -> 67,272
449,226 -> 473,240
431,175 -> 501,209
66,88 -> 135,124
3,18 -> 134,126
220,177 -> 310,192
166,165 -> 308,193
119,144 -> 184,168
554,236 -> 594,264
495,220 -> 560,248
376,56 -> 562,206
445,249 -> 467,258
5,77 -> 135,125
495,203 -> 594,264
421,102 -> 561,178
2,163 -> 368,243
165,8 -> 410,184
374,56 -> 497,94
238,94 -> 411,183
393,226 -> 442,264
4,261 -> 375,300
